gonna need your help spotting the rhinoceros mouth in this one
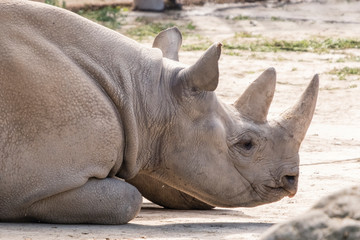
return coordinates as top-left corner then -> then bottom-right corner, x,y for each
266,185 -> 298,199
234,165 -> 294,204
255,185 -> 292,203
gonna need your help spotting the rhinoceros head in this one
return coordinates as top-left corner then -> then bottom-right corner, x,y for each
143,27 -> 318,207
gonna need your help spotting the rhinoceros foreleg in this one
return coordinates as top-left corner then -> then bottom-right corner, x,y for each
128,173 -> 214,210
27,178 -> 142,224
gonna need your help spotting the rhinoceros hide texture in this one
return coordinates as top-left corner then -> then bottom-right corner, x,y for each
261,186 -> 360,240
0,0 -> 319,224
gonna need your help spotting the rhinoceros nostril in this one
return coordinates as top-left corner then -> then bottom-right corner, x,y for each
281,175 -> 298,197
285,175 -> 296,185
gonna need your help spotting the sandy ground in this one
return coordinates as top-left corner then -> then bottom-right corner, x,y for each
1,1 -> 360,239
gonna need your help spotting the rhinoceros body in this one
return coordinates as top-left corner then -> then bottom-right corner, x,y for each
0,0 -> 319,224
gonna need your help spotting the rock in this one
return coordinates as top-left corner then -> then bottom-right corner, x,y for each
261,186 -> 360,240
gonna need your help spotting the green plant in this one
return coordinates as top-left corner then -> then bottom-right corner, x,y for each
186,22 -> 196,30
223,50 -> 242,56
248,53 -> 266,60
45,0 -> 58,5
231,15 -> 250,21
349,84 -> 357,88
77,6 -> 127,29
329,67 -> 360,80
221,38 -> 360,53
271,16 -> 284,21
336,54 -> 360,63
96,7 -> 118,22
45,0 -> 66,8
182,41 -> 211,51
234,32 -> 260,38
323,38 -> 360,50
126,22 -> 176,39
125,20 -> 197,41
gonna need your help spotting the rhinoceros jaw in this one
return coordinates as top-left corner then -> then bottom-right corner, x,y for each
263,185 -> 295,201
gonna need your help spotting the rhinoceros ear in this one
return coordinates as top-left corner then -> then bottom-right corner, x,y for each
152,27 -> 182,61
278,74 -> 319,143
234,68 -> 276,123
178,42 -> 222,92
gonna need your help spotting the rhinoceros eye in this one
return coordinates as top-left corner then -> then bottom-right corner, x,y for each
231,132 -> 259,156
237,139 -> 254,151
241,140 -> 253,150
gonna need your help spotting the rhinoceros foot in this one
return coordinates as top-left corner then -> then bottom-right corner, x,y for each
22,178 -> 142,225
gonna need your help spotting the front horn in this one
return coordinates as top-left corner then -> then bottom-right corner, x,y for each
278,74 -> 319,143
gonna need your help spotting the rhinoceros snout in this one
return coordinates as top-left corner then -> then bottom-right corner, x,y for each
281,174 -> 298,197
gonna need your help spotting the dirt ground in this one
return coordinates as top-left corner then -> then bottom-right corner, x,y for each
1,1 -> 360,239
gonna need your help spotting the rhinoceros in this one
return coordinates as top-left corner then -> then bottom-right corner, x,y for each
0,0 -> 319,224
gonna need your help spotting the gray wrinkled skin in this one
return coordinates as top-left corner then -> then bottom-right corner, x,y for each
261,186 -> 360,240
0,0 -> 319,224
